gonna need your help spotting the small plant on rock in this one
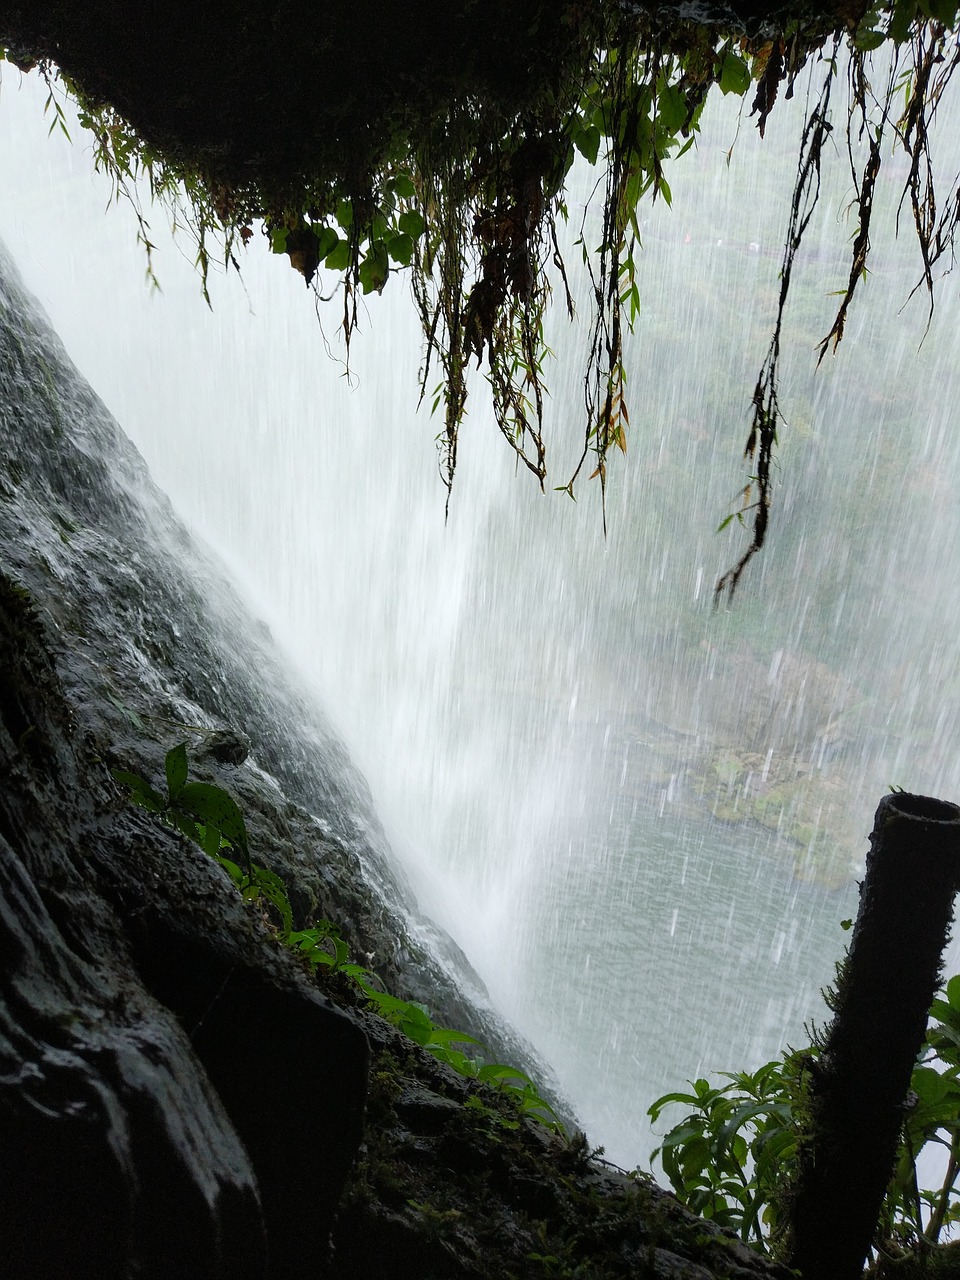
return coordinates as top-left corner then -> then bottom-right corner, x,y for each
113,741 -> 293,933
113,740 -> 563,1133
647,972 -> 960,1269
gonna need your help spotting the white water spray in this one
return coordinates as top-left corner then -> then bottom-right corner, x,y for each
3,64 -> 960,1169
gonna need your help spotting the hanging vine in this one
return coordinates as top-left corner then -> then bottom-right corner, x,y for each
715,40 -> 839,600
5,0 -> 960,588
716,14 -> 960,597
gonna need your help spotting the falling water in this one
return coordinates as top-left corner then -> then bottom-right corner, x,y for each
3,62 -> 960,1170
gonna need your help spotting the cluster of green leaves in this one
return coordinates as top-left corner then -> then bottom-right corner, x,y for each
854,0 -> 960,50
569,43 -> 709,498
0,29 -> 761,513
647,975 -> 960,1266
884,977 -> 960,1251
266,179 -> 425,298
11,1 -> 959,597
288,916 -> 561,1130
113,741 -> 294,929
114,742 -> 561,1133
648,1057 -> 799,1246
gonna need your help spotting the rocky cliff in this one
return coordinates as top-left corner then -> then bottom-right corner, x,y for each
0,243 -> 792,1277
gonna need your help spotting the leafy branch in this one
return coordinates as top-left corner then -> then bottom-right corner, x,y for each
113,741 -> 562,1133
647,970 -> 960,1266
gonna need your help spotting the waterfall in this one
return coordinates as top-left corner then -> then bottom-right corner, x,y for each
3,62 -> 960,1171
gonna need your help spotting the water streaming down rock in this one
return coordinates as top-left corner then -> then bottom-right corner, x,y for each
0,219 -> 554,1100
3,64 -> 960,1172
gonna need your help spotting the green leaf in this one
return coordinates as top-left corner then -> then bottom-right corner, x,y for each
356,978 -> 408,1014
366,989 -> 431,1038
212,852 -> 246,889
112,769 -> 165,813
249,864 -> 293,937
853,26 -> 887,50
753,1126 -> 797,1179
198,821 -> 223,858
928,997 -> 960,1064
573,124 -> 602,166
312,921 -> 353,969
675,134 -> 697,162
387,233 -> 414,266
269,226 -> 289,254
358,242 -> 389,294
889,0 -> 918,43
656,84 -> 687,134
662,1113 -> 706,1138
392,174 -> 416,199
398,209 -> 425,238
923,0 -> 958,21
929,998 -> 954,1024
434,1048 -> 480,1076
290,923 -> 353,969
172,810 -> 202,842
480,1064 -> 534,1087
520,1096 -> 559,1126
718,51 -> 751,97
324,237 -> 351,272
399,1003 -> 434,1045
427,1026 -> 483,1050
672,1134 -> 712,1176
336,200 -> 354,229
313,224 -> 339,259
648,1089 -> 701,1119
176,781 -> 249,858
165,742 -> 188,800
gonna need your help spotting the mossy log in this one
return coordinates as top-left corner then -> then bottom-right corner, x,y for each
785,793 -> 960,1280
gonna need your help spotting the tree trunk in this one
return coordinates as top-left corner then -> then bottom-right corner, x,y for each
785,792 -> 960,1280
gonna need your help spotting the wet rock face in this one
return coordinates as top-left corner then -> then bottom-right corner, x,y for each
332,1011 -> 798,1280
0,242 -> 798,1279
0,244 -> 380,1275
0,578 -> 369,1277
0,238 -> 557,1273
0,242 -> 545,1070
0,1 -> 594,194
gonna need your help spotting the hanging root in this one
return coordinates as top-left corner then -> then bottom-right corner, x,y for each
715,40 -> 838,602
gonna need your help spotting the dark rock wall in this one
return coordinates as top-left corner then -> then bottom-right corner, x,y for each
0,243 -> 802,1278
0,1 -> 594,194
0,242 -> 545,1272
0,573 -> 369,1275
0,247 -> 378,1269
0,239 -> 551,1069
